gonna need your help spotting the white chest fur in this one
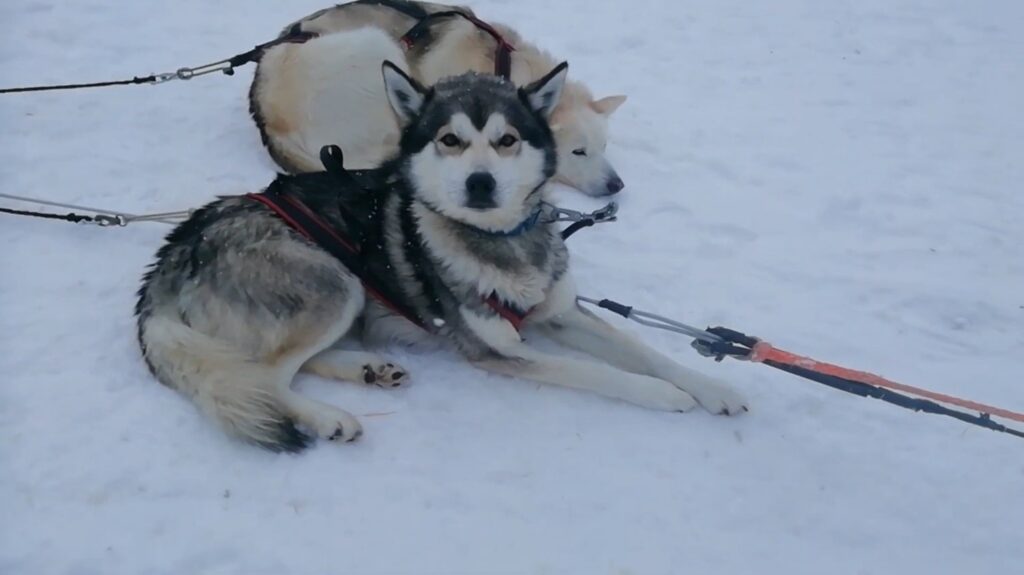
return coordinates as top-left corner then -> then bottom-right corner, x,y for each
412,203 -> 552,311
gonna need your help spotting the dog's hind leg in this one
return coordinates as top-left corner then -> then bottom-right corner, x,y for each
302,349 -> 409,388
275,388 -> 363,443
139,315 -> 313,452
266,292 -> 370,443
269,354 -> 365,443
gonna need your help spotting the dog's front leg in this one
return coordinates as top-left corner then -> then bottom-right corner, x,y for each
461,308 -> 697,412
531,279 -> 749,415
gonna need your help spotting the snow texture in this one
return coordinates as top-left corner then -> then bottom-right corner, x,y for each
1,1 -> 1022,573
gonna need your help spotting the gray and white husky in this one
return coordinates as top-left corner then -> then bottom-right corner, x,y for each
137,63 -> 746,452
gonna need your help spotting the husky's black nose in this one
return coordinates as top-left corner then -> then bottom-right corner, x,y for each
606,176 -> 625,195
465,172 -> 497,209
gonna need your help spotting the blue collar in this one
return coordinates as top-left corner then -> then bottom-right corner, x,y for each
417,198 -> 545,238
480,207 -> 543,237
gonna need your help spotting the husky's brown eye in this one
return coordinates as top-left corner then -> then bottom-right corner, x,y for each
498,134 -> 518,148
572,148 -> 587,156
439,134 -> 461,147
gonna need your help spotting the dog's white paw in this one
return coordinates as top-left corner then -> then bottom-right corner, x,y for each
632,381 -> 699,412
305,408 -> 363,443
304,351 -> 408,388
690,384 -> 749,416
362,361 -> 408,388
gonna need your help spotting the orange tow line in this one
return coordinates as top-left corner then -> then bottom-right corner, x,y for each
579,297 -> 1024,440
748,342 -> 1024,424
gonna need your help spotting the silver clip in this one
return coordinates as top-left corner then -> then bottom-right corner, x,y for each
150,72 -> 179,84
590,202 -> 618,222
150,59 -> 232,85
91,214 -> 127,227
544,201 -> 618,224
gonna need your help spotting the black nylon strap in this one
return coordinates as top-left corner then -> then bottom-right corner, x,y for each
247,185 -> 427,329
595,298 -> 633,318
0,75 -> 157,94
228,30 -> 319,68
560,219 -> 594,240
764,360 -> 1024,439
0,206 -> 95,222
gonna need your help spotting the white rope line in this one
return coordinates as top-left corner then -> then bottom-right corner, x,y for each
0,192 -> 191,225
576,296 -> 723,344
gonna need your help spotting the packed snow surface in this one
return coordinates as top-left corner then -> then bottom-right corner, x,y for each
1,1 -> 1022,573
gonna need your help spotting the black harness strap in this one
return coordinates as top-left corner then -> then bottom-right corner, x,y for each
226,29 -> 319,71
246,184 -> 429,330
399,10 -> 515,79
249,148 -> 531,333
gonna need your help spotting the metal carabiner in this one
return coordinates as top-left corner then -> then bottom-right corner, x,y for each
91,214 -> 127,227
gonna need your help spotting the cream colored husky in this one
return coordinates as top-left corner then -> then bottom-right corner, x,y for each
250,1 -> 627,197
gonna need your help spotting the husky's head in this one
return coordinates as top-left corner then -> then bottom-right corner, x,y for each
550,90 -> 627,197
382,61 -> 567,233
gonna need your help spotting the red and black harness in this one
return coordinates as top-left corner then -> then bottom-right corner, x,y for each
247,146 -> 530,333
241,7 -> 532,332
398,10 -> 515,79
242,6 -> 524,332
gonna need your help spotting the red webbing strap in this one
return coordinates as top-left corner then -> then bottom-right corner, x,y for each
399,11 -> 515,80
485,294 -> 529,331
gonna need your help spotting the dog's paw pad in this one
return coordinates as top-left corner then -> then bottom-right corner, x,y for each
362,361 -> 408,388
696,387 -> 749,416
327,422 -> 362,443
362,366 -> 378,384
302,407 -> 362,444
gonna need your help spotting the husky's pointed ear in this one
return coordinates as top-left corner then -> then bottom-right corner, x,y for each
382,61 -> 426,125
523,61 -> 568,119
592,95 -> 627,116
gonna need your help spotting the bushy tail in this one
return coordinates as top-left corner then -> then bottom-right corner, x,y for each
140,316 -> 310,452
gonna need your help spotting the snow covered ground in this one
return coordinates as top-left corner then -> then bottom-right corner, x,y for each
2,0 -> 1022,573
